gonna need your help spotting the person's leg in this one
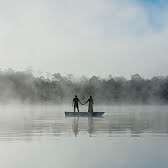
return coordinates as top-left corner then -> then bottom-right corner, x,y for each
91,104 -> 93,112
77,105 -> 79,112
74,106 -> 76,112
88,103 -> 90,112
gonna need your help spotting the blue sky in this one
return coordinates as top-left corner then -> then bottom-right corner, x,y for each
140,0 -> 166,30
0,0 -> 168,78
141,0 -> 160,3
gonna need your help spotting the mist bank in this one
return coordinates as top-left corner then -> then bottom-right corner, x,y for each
0,69 -> 168,104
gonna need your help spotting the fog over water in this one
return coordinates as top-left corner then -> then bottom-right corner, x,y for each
0,104 -> 168,168
0,104 -> 168,140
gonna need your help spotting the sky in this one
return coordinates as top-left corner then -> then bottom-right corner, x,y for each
0,0 -> 168,78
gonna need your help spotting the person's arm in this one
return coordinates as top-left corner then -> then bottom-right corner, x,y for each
79,100 -> 83,105
84,99 -> 89,105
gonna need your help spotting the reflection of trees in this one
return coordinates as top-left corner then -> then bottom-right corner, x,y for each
71,112 -> 168,136
0,111 -> 168,140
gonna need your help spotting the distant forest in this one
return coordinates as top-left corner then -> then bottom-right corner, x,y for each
0,69 -> 168,104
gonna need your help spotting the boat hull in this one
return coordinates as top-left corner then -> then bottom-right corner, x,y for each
65,112 -> 105,117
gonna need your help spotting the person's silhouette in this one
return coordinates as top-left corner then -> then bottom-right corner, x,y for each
84,96 -> 94,112
72,95 -> 83,112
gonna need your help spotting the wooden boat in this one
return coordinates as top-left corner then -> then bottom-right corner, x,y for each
65,112 -> 105,117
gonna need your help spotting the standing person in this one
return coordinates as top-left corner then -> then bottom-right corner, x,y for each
72,95 -> 83,112
84,96 -> 94,113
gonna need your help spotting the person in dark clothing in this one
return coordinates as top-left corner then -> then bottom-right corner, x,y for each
72,95 -> 83,112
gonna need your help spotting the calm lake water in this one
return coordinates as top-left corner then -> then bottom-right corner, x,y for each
0,104 -> 168,168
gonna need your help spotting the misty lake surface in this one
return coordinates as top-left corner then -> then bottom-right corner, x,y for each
0,104 -> 168,168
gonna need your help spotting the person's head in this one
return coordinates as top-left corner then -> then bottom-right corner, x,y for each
75,95 -> 77,98
90,96 -> 92,99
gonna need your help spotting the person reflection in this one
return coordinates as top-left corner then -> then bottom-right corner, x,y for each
72,117 -> 79,137
88,117 -> 94,136
72,116 -> 94,137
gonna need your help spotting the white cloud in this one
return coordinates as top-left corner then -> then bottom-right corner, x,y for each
0,0 -> 168,78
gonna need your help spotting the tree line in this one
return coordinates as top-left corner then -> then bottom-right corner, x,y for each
0,69 -> 168,104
